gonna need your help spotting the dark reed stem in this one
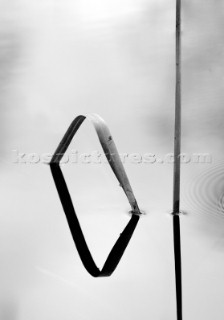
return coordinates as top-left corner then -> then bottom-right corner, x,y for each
173,214 -> 182,320
173,0 -> 181,214
173,0 -> 183,319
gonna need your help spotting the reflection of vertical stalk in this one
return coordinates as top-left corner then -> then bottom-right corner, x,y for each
173,0 -> 182,320
173,214 -> 182,320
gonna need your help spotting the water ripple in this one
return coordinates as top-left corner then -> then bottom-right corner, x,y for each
183,162 -> 224,219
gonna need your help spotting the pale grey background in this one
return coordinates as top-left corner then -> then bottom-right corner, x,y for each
0,0 -> 224,319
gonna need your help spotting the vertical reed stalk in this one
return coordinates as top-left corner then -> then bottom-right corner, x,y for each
173,0 -> 182,319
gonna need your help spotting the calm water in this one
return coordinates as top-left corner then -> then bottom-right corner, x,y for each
1,1 -> 224,319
